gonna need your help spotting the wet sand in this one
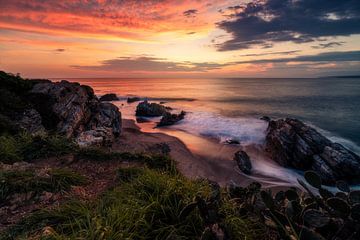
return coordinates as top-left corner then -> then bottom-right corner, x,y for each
115,119 -> 298,189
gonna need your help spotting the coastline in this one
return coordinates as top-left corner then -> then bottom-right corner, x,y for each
118,118 -> 293,189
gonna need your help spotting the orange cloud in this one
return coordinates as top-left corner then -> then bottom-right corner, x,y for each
0,0 -> 224,41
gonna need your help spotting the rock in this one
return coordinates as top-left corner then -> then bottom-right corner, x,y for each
135,100 -> 168,117
76,128 -> 113,147
15,109 -> 46,135
157,111 -> 186,127
30,80 -> 121,146
127,96 -> 141,103
87,102 -> 122,137
99,93 -> 119,101
224,139 -> 240,145
265,118 -> 360,184
234,150 -> 252,174
260,116 -> 271,122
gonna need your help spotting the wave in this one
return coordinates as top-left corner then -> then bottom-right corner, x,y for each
170,111 -> 268,145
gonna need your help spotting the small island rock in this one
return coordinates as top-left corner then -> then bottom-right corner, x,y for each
127,96 -> 141,103
99,93 -> 119,101
135,100 -> 167,117
157,111 -> 186,127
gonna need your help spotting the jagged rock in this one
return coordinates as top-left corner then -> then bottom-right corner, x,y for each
76,128 -> 113,147
127,96 -> 141,103
30,80 -> 121,146
15,109 -> 46,135
87,102 -> 121,137
99,93 -> 119,101
266,118 -> 360,184
234,150 -> 252,174
135,100 -> 167,117
157,111 -> 186,126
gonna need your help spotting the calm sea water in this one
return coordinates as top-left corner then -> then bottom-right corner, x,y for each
62,77 -> 360,151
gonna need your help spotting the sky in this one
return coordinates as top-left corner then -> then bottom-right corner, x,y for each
0,0 -> 359,78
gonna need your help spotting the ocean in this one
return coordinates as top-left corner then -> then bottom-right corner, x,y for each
59,77 -> 360,187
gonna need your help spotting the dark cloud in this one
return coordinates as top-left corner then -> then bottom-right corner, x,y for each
187,32 -> 196,35
217,0 -> 360,51
183,9 -> 198,17
312,41 -> 345,49
55,48 -> 65,52
72,56 -> 228,72
235,51 -> 360,64
239,50 -> 300,57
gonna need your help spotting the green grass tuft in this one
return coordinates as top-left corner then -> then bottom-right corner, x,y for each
76,147 -> 177,172
0,169 -> 86,205
2,169 -> 213,239
0,134 -> 78,164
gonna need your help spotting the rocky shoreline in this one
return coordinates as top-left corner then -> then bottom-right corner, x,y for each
2,71 -> 360,239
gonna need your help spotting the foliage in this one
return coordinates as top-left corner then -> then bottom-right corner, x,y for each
0,169 -> 86,205
0,135 -> 22,163
259,170 -> 360,240
0,134 -> 77,164
1,167 -> 270,240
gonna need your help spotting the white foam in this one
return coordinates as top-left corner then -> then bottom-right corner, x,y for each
170,111 -> 268,145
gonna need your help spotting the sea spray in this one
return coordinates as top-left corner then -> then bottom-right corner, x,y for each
172,111 -> 268,146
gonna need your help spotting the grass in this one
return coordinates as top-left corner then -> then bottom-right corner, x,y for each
1,168 -> 268,240
76,147 -> 177,172
0,169 -> 87,205
0,133 -> 78,164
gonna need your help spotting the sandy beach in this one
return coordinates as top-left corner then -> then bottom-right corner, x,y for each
116,119 -> 292,189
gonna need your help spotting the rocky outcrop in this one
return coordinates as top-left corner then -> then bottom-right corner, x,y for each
234,150 -> 252,174
30,80 -> 121,146
265,118 -> 360,184
135,100 -> 167,117
127,97 -> 141,103
157,111 -> 186,127
15,109 -> 46,135
99,93 -> 118,101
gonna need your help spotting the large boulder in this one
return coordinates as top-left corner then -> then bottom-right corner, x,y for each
234,150 -> 252,174
99,93 -> 118,101
265,118 -> 360,184
157,111 -> 186,127
29,80 -> 121,146
135,100 -> 167,117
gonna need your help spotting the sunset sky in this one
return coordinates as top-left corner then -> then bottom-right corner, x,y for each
0,0 -> 359,78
